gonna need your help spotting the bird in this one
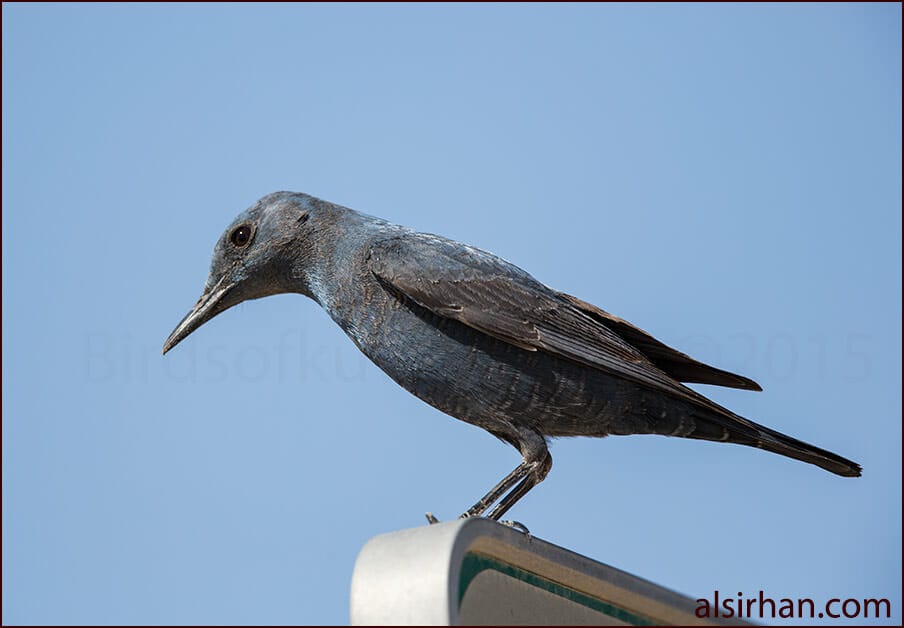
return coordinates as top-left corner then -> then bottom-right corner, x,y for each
163,191 -> 861,521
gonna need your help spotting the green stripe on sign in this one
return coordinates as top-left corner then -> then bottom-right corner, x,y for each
458,552 -> 656,626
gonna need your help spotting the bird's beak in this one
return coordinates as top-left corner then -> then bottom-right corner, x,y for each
162,275 -> 233,355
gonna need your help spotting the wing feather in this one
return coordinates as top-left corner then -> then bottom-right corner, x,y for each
368,234 -> 758,416
555,293 -> 762,391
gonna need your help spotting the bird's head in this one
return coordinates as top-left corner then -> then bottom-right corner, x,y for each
162,191 -> 325,355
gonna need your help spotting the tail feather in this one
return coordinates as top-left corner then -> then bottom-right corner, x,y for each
754,429 -> 862,477
688,414 -> 862,478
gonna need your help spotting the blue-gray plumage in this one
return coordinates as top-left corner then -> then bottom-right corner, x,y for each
163,192 -> 861,520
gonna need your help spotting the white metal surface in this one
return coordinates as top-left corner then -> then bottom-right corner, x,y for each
350,518 -> 748,626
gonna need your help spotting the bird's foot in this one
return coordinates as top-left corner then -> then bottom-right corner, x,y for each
427,511 -> 482,522
499,520 -> 531,537
426,512 -> 529,537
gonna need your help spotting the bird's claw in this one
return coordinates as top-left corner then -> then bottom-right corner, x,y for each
427,511 -> 529,537
499,519 -> 531,536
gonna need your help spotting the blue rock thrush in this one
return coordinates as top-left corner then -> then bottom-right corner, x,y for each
163,192 -> 861,521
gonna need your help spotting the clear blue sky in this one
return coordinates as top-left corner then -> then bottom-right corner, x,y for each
3,3 -> 900,625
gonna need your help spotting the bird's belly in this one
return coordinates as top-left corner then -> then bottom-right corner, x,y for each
347,299 -> 677,441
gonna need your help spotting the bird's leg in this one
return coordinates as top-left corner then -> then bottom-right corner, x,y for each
486,476 -> 535,521
460,429 -> 550,520
487,450 -> 552,521
460,461 -> 531,519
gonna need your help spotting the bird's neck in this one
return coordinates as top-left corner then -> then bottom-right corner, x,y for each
299,209 -> 398,314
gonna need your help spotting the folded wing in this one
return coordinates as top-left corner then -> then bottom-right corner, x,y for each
368,234 -> 759,419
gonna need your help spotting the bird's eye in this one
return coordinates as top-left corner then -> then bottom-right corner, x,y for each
230,225 -> 252,247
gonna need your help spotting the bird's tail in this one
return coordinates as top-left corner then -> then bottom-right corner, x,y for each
687,412 -> 862,478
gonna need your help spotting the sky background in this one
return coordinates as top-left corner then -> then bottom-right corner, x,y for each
3,3 -> 901,625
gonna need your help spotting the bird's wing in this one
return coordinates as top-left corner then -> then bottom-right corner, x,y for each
555,293 -> 762,391
368,234 -> 756,414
